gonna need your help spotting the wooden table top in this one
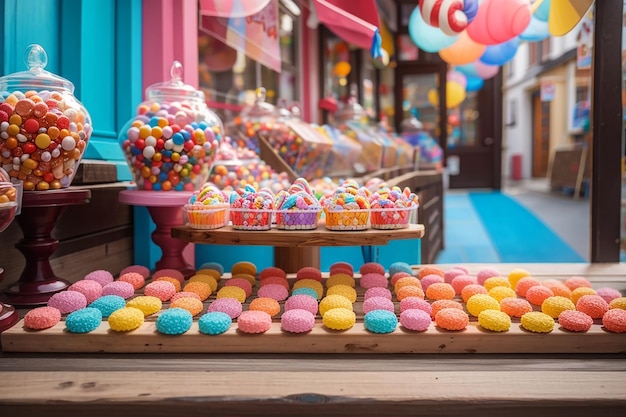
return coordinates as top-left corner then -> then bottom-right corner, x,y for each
172,223 -> 425,247
1,263 -> 625,417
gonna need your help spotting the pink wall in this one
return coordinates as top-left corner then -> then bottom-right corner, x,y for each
142,0 -> 199,95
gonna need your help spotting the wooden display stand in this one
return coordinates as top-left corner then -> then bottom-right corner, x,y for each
119,190 -> 195,278
1,188 -> 91,306
172,224 -> 425,273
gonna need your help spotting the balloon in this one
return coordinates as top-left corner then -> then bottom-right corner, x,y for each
372,49 -> 390,69
533,0 -> 551,22
419,0 -> 474,36
455,62 -> 480,78
467,0 -> 532,45
439,30 -> 486,65
465,75 -> 484,91
480,37 -> 520,66
427,81 -> 467,109
475,61 -> 499,79
409,5 -> 458,53
447,70 -> 467,88
520,15 -> 550,42
333,61 -> 351,77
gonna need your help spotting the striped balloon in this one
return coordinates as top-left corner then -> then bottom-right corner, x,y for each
419,0 -> 468,36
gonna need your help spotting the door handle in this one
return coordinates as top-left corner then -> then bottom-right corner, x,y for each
484,137 -> 494,145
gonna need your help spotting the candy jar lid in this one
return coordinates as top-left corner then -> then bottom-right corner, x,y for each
0,44 -> 75,93
334,85 -> 366,123
240,87 -> 276,120
145,61 -> 205,102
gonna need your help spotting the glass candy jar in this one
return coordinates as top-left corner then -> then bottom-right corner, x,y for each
0,44 -> 92,191
119,61 -> 222,191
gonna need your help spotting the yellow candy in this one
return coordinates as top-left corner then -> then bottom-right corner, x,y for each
126,296 -> 162,316
488,286 -> 517,302
231,261 -> 257,277
541,296 -> 576,318
319,294 -> 353,316
188,274 -> 218,292
293,279 -> 324,299
466,294 -> 501,317
609,297 -> 626,310
195,268 -> 222,281
478,310 -> 511,332
571,287 -> 597,304
216,286 -> 247,303
326,285 -> 357,303
507,268 -> 531,288
108,307 -> 145,331
322,308 -> 356,330
483,276 -> 512,291
326,273 -> 356,288
521,311 -> 555,333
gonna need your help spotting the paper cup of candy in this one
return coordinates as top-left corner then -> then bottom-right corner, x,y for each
230,208 -> 273,230
324,208 -> 370,231
370,206 -> 417,230
275,208 -> 321,230
183,204 -> 229,230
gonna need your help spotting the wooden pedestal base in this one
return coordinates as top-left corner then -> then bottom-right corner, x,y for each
0,268 -> 19,332
1,189 -> 91,306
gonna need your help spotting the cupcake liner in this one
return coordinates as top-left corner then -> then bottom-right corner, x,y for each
324,208 -> 370,231
230,208 -> 272,230
370,206 -> 417,230
184,204 -> 229,230
275,208 -> 321,230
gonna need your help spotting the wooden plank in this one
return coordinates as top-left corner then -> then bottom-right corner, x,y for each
3,318 -> 625,354
172,224 -> 425,247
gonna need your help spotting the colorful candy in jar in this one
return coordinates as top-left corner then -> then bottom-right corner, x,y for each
119,61 -> 220,191
0,45 -> 92,191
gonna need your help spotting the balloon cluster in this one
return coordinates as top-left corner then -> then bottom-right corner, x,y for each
411,0 -> 572,108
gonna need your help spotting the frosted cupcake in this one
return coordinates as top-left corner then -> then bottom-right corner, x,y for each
184,183 -> 229,229
275,178 -> 321,230
320,180 -> 371,231
229,184 -> 274,230
369,185 -> 419,229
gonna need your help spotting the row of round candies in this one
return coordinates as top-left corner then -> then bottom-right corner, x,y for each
0,90 -> 91,190
120,105 -> 220,192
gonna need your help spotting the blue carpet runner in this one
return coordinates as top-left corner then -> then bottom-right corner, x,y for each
436,191 -> 585,264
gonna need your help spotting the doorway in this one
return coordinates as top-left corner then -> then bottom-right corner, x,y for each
532,91 -> 551,177
395,66 -> 503,189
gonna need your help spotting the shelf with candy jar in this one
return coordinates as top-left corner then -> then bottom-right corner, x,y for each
209,136 -> 291,194
319,123 -> 362,178
0,44 -> 92,191
118,61 -> 222,192
332,95 -> 383,174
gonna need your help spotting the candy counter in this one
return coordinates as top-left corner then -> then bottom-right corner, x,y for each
2,263 -> 625,417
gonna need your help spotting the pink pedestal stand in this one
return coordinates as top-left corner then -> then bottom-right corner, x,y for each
119,190 -> 195,278
1,189 -> 91,306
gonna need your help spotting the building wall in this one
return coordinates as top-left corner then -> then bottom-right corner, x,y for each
502,17 -> 589,180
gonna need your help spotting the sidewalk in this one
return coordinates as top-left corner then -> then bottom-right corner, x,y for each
436,178 -> 590,264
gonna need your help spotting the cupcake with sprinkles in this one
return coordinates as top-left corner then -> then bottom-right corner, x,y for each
229,184 -> 274,230
184,183 -> 230,230
320,180 -> 371,231
369,185 -> 418,230
274,178 -> 322,230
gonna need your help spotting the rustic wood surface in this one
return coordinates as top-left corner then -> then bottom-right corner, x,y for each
171,223 -> 425,247
1,263 -> 625,416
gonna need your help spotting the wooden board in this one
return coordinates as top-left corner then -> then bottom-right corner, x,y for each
3,264 -> 626,354
172,223 -> 425,247
3,316 -> 624,354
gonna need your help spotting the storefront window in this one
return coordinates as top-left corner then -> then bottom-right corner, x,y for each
198,4 -> 300,123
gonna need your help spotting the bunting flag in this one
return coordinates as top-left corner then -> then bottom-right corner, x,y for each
546,0 -> 594,36
200,0 -> 281,73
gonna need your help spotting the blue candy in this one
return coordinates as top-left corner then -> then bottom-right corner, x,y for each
65,307 -> 102,333
156,308 -> 193,335
89,295 -> 126,318
291,287 -> 320,300
198,311 -> 232,335
364,309 -> 398,334
389,261 -> 413,277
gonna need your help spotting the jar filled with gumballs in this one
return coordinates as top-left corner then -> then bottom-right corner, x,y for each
119,61 -> 222,191
0,44 -> 93,191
